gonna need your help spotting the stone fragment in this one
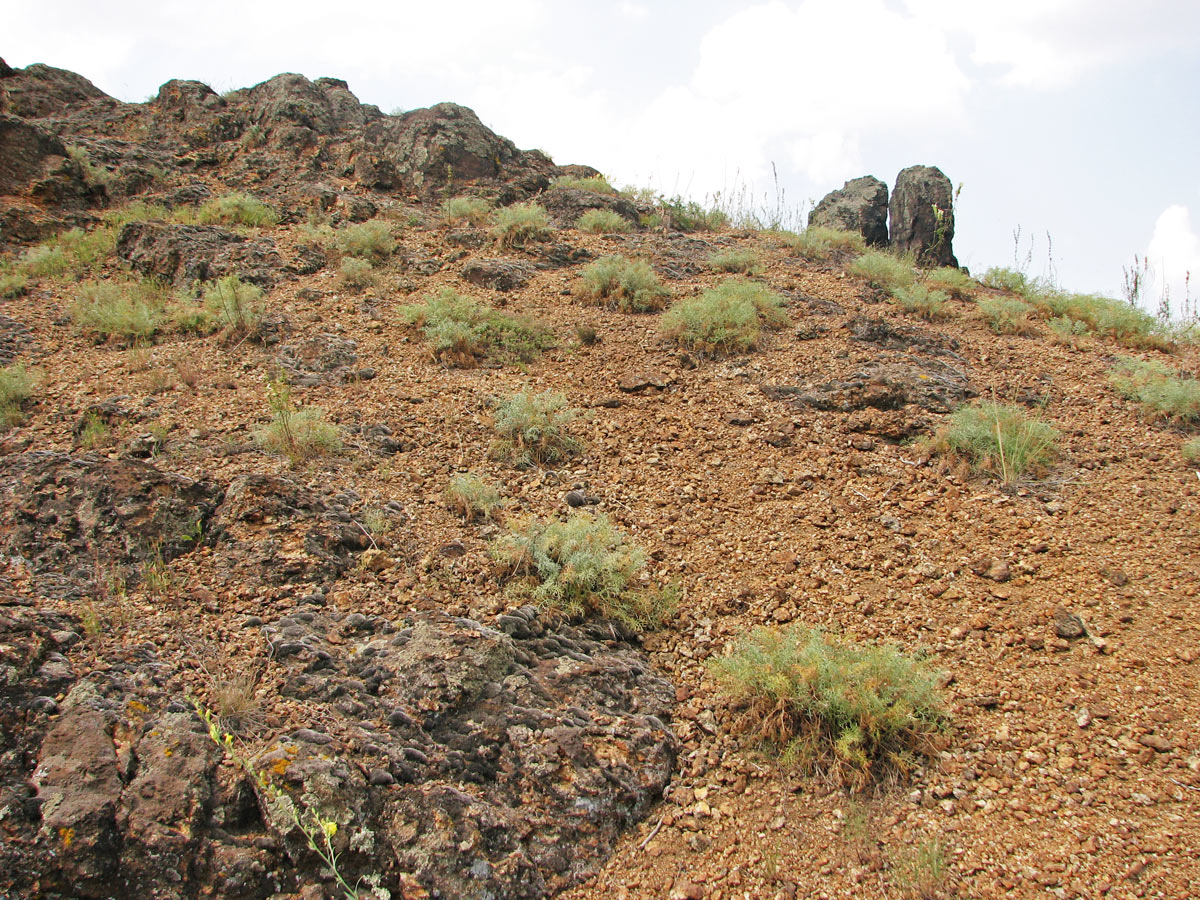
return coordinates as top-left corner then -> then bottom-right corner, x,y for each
889,164 -> 958,267
808,175 -> 889,246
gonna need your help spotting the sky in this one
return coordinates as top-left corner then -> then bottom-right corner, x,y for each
7,0 -> 1200,314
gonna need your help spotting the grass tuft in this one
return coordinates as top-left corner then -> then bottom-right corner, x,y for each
338,257 -> 376,290
712,626 -> 948,790
491,203 -> 552,248
194,193 -> 279,227
336,220 -> 395,263
777,226 -> 866,261
576,256 -> 670,313
891,285 -> 951,321
931,401 -> 1059,482
490,512 -> 676,630
661,278 -> 788,357
923,266 -> 976,300
444,473 -> 506,521
442,196 -> 492,226
576,208 -> 631,234
848,251 -> 916,291
254,378 -> 340,464
977,296 -> 1036,335
490,389 -> 582,466
71,279 -> 169,344
0,364 -> 34,428
203,276 -> 264,339
708,248 -> 763,275
400,288 -> 554,367
553,174 -> 617,194
1108,357 -> 1200,422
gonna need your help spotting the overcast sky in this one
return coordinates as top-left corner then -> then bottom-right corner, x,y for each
8,0 -> 1200,314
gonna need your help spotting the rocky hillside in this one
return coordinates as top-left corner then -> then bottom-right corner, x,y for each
0,59 -> 1198,900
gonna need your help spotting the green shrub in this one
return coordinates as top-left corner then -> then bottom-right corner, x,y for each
336,220 -> 395,262
1046,314 -> 1089,346
55,226 -> 118,272
553,174 -> 617,194
444,473 -> 505,521
66,145 -> 113,190
489,512 -> 676,629
708,248 -> 763,275
77,411 -> 113,450
338,257 -> 376,290
661,278 -> 788,357
711,626 -> 948,789
779,226 -> 866,261
576,256 -> 669,312
848,251 -> 915,291
490,389 -> 582,466
491,203 -> 552,248
924,266 -> 976,299
661,196 -> 728,232
978,297 -> 1035,335
442,196 -> 492,226
254,378 -> 340,463
103,200 -> 171,226
891,284 -> 950,321
980,266 -> 1035,295
1109,357 -> 1200,422
1183,437 -> 1200,463
400,288 -> 554,367
0,364 -> 34,428
19,245 -> 70,278
71,279 -> 169,344
1036,291 -> 1168,349
194,193 -> 279,227
203,276 -> 264,338
0,272 -> 28,298
576,209 -> 631,234
932,401 -> 1059,482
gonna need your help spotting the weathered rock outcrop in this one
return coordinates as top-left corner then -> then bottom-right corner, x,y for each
889,165 -> 957,267
0,452 -> 222,598
116,221 -> 285,286
0,603 -> 675,899
808,175 -> 889,247
539,184 -> 640,229
0,59 -> 112,118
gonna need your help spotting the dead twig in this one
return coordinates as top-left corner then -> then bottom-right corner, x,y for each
637,816 -> 664,852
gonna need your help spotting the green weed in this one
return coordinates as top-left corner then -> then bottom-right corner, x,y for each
491,203 -> 552,248
712,626 -> 948,790
576,256 -> 669,312
193,193 -> 279,227
891,284 -> 950,321
203,276 -> 264,339
708,248 -> 764,275
338,257 -> 376,290
932,401 -> 1059,482
923,266 -> 976,300
400,288 -> 554,367
576,208 -> 631,234
0,364 -> 34,428
336,220 -> 395,263
977,296 -> 1035,335
444,473 -> 506,521
553,174 -> 617,194
442,196 -> 492,226
254,377 -> 341,464
777,226 -> 866,261
661,278 -> 788,357
71,279 -> 169,344
1109,357 -> 1200,422
490,389 -> 582,466
848,251 -> 916,291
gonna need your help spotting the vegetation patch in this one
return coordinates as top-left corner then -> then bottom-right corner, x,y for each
660,196 -> 728,232
444,473 -> 505,521
848,251 -> 915,292
576,256 -> 669,312
490,389 -> 582,466
923,266 -> 976,300
442,196 -> 492,226
980,266 -> 1036,295
931,401 -> 1059,482
71,279 -> 169,344
1035,291 -> 1169,350
491,203 -> 552,248
553,174 -> 617,194
778,226 -> 865,261
978,296 -> 1035,335
661,278 -> 788,357
338,257 -> 376,290
707,248 -> 763,275
576,208 -> 631,234
254,378 -> 341,464
203,275 -> 264,339
0,271 -> 29,298
490,512 -> 677,630
1183,437 -> 1200,463
891,285 -> 950,321
193,193 -> 280,227
0,364 -> 34,428
336,220 -> 395,262
711,626 -> 948,790
1108,357 -> 1200,422
400,288 -> 554,367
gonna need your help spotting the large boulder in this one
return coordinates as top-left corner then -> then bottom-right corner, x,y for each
0,61 -> 112,118
231,73 -> 379,149
808,175 -> 889,246
115,222 -> 284,286
353,102 -> 525,192
889,165 -> 957,267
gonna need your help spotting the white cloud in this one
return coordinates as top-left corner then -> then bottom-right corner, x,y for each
904,0 -> 1200,88
1145,206 -> 1200,316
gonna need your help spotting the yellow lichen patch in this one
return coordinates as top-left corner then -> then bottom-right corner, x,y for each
127,699 -> 149,715
270,757 -> 291,776
59,826 -> 75,849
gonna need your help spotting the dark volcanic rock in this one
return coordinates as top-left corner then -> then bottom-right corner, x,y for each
0,115 -> 93,207
808,175 -> 889,247
276,333 -> 360,385
539,185 -> 640,229
208,474 -> 373,586
461,258 -> 536,291
766,356 -> 975,415
845,316 -> 960,356
0,604 -> 674,900
0,452 -> 222,598
354,102 -> 532,192
115,222 -> 284,287
0,61 -> 112,118
889,165 -> 957,267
